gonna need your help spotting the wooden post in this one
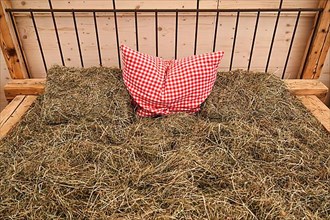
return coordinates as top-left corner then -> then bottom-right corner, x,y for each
301,0 -> 330,79
0,0 -> 27,79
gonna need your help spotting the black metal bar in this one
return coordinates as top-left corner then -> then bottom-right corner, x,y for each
282,10 -> 301,79
112,0 -> 121,68
248,11 -> 260,72
212,11 -> 220,52
30,11 -> 47,72
229,11 -> 240,71
155,11 -> 158,57
72,11 -> 84,67
194,0 -> 200,55
6,8 -> 323,13
134,11 -> 139,51
265,0 -> 283,72
93,12 -> 102,66
48,0 -> 65,66
8,12 -> 31,78
175,10 -> 179,59
300,11 -> 321,79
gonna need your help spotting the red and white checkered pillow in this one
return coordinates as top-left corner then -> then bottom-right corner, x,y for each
121,45 -> 224,117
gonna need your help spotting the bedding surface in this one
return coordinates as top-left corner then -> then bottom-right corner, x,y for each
0,67 -> 329,219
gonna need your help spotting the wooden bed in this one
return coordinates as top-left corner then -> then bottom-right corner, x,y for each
1,78 -> 329,140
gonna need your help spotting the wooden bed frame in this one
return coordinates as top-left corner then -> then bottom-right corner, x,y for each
1,0 -> 330,139
0,78 -> 329,140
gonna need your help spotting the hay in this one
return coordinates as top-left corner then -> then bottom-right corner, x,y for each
1,68 -> 329,219
42,66 -> 135,143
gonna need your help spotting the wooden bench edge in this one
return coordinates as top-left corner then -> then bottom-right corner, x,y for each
3,79 -> 329,101
0,95 -> 38,140
284,79 -> 328,99
297,95 -> 330,133
4,79 -> 46,100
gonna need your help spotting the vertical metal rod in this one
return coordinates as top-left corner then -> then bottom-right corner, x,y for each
9,12 -> 31,78
112,0 -> 121,68
72,11 -> 84,67
248,11 -> 260,71
194,0 -> 200,55
134,11 -> 139,51
282,10 -> 301,79
212,11 -> 220,52
155,11 -> 158,56
175,10 -> 179,59
265,0 -> 283,72
30,11 -> 48,73
93,12 -> 102,66
300,11 -> 321,79
229,11 -> 240,71
48,0 -> 65,66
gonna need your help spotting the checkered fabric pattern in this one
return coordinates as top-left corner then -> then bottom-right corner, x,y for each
121,45 -> 224,117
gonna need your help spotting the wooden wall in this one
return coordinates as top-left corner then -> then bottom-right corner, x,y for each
1,0 -> 329,110
6,0 -> 320,78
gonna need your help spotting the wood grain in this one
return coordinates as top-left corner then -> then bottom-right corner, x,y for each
0,95 -> 24,127
4,78 -> 329,101
302,0 -> 330,79
297,95 -> 330,133
14,13 -> 314,78
0,95 -> 37,140
10,0 -> 318,10
284,79 -> 328,98
0,0 -> 27,79
4,78 -> 45,100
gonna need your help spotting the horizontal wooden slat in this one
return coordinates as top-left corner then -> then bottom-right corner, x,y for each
10,0 -> 318,9
284,79 -> 328,98
4,78 -> 329,101
297,95 -> 330,133
4,78 -> 46,100
0,95 -> 37,140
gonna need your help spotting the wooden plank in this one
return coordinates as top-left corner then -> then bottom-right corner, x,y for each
218,0 -> 318,9
4,78 -> 329,100
10,0 -> 318,9
302,0 -> 330,79
0,95 -> 37,140
285,79 -> 328,98
4,78 -> 46,100
0,0 -> 27,79
10,0 -> 218,10
0,95 -> 25,127
297,95 -> 330,133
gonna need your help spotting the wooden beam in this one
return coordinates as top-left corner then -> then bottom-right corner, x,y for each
0,0 -> 27,79
297,95 -> 330,133
0,95 -> 37,140
284,79 -> 328,99
4,79 -> 46,100
3,78 -> 329,102
301,0 -> 330,79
